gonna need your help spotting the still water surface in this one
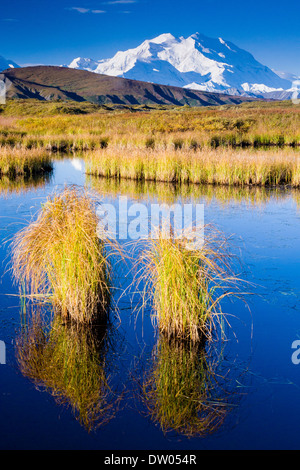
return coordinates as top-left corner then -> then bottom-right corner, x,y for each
0,158 -> 300,450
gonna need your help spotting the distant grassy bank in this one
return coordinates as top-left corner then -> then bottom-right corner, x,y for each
0,99 -> 300,152
0,146 -> 53,178
86,147 -> 300,187
1,99 -> 300,187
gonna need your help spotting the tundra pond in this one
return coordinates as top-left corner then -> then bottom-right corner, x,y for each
1,157 -> 300,450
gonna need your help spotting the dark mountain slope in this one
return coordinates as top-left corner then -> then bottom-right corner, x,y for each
3,66 -> 259,107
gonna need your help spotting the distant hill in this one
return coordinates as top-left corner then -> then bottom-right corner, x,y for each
2,66 -> 258,107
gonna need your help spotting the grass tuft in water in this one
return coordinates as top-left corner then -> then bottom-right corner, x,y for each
137,226 -> 242,343
12,186 -> 114,323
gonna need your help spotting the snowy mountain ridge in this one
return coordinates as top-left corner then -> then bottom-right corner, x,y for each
0,56 -> 20,72
67,32 -> 293,96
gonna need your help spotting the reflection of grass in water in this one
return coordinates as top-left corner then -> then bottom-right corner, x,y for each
0,173 -> 52,195
89,175 -> 300,208
142,337 -> 238,438
12,187 -> 118,323
16,312 -> 120,432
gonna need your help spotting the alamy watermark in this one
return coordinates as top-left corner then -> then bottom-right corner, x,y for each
291,340 -> 300,365
0,75 -> 12,105
96,197 -> 204,249
0,74 -> 7,105
0,341 -> 6,365
292,80 -> 300,105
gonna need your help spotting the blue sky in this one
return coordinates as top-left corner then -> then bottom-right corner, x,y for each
1,0 -> 300,74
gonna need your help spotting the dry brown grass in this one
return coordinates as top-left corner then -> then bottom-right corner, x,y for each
12,186 -> 118,323
1,101 -> 300,151
0,146 -> 53,177
135,225 -> 243,343
86,146 -> 300,187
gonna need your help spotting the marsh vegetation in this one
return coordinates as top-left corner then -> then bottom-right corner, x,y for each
0,146 -> 53,178
0,100 -> 299,152
12,187 -> 115,323
135,226 -> 242,343
3,98 -> 299,443
86,147 -> 300,187
2,99 -> 299,187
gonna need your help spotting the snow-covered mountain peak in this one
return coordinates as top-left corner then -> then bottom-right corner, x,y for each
0,55 -> 20,72
69,57 -> 99,72
67,33 -> 292,97
149,33 -> 177,45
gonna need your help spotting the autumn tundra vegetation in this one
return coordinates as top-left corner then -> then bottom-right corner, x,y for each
1,99 -> 299,185
5,98 -> 298,343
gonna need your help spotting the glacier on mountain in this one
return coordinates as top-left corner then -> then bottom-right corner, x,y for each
68,32 -> 292,96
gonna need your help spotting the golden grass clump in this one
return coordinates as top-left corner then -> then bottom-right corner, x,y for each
0,146 -> 53,177
16,313 -> 119,431
141,336 -> 234,437
12,186 -> 112,323
137,226 -> 241,343
86,147 -> 300,187
92,147 -> 300,187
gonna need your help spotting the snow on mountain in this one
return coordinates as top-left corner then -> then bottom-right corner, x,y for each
0,56 -> 20,72
241,83 -> 284,94
68,33 -> 291,96
68,57 -> 100,72
272,70 -> 300,83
